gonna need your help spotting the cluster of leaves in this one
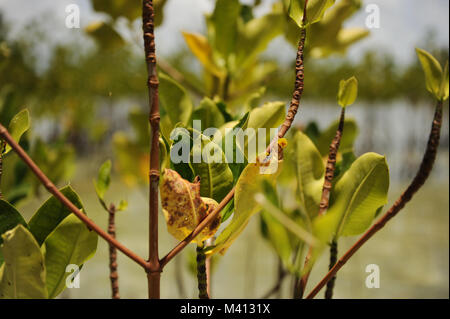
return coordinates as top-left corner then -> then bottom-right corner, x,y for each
0,109 -> 97,299
0,105 -> 74,205
257,75 -> 388,273
0,186 -> 97,298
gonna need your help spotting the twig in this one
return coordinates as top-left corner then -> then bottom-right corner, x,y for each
324,240 -> 337,299
0,124 -> 148,269
107,203 -> 120,299
277,28 -> 306,140
0,141 -> 4,199
295,107 -> 346,298
306,100 -> 444,299
142,0 -> 161,299
319,108 -> 346,215
196,244 -> 209,299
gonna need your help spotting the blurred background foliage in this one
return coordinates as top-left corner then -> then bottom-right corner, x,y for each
0,0 -> 448,298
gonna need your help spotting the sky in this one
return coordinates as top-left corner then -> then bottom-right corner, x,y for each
0,0 -> 448,67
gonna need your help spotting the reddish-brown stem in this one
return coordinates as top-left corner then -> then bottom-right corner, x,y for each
107,203 -> 120,299
142,0 -> 161,299
295,107 -> 346,298
196,244 -> 209,299
306,100 -> 444,299
319,107 -> 345,215
0,141 -> 4,199
324,239 -> 338,299
160,5 -> 308,268
0,124 -> 148,269
277,28 -> 306,140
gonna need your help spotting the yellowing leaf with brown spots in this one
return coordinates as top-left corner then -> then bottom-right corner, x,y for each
160,169 -> 221,244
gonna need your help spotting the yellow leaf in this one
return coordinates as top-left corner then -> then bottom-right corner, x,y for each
160,169 -> 221,244
182,32 -> 223,77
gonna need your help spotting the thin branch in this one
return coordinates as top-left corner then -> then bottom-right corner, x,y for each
324,240 -> 337,299
306,100 -> 444,299
142,0 -> 161,299
107,203 -> 120,299
196,244 -> 209,299
277,28 -> 306,139
295,107 -> 346,298
0,124 -> 148,269
0,141 -> 4,199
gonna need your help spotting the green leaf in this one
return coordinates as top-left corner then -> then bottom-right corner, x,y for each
94,160 -> 111,202
182,32 -> 223,77
209,160 -> 283,255
28,186 -> 85,246
211,0 -> 241,60
316,118 -> 358,156
246,101 -> 286,162
290,131 -> 324,219
440,60 -> 449,101
416,48 -> 444,100
159,73 -> 193,130
313,152 -> 389,244
85,22 -> 125,50
0,200 -> 28,266
258,181 -> 294,269
337,76 -> 358,107
0,200 -> 27,245
256,193 -> 318,248
190,131 -> 234,203
0,225 -> 47,298
117,199 -> 128,212
170,127 -> 234,202
43,214 -> 98,298
220,198 -> 235,223
221,112 -> 250,182
91,0 -> 167,25
4,109 -> 30,154
289,0 -> 335,27
236,13 -> 284,68
192,97 -> 226,130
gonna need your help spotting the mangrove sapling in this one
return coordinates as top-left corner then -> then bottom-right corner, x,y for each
323,77 -> 358,299
306,48 -> 449,299
94,160 -> 128,299
296,76 -> 358,299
